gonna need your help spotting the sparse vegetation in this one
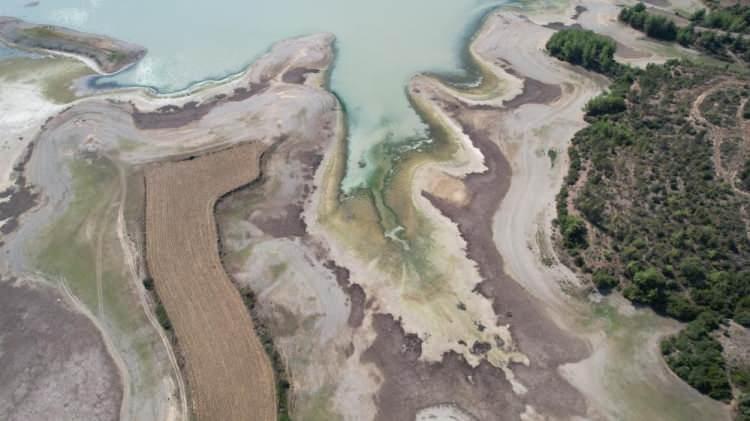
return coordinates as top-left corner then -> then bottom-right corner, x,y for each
21,26 -> 63,40
741,159 -> 750,191
240,288 -> 293,421
155,302 -> 172,331
619,2 -> 750,62
690,5 -> 750,35
547,149 -> 558,167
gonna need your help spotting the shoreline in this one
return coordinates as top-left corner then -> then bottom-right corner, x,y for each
0,1 -> 736,420
0,16 -> 146,74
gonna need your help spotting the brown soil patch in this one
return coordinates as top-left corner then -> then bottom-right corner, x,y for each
421,98 -> 589,418
362,313 -> 523,420
503,76 -> 562,108
325,261 -> 366,328
282,67 -> 320,84
616,42 -> 649,59
252,203 -> 306,237
0,279 -> 122,421
131,83 -> 269,130
145,142 -> 276,421
0,141 -> 39,236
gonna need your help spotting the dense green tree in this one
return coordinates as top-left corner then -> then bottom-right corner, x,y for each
559,215 -> 589,249
644,15 -> 678,40
155,303 -> 172,331
739,395 -> 750,421
593,269 -> 618,290
736,296 -> 750,327
624,267 -> 668,305
679,256 -> 706,286
662,312 -> 732,401
740,159 -> 750,191
692,5 -> 750,34
676,26 -> 695,46
621,3 -> 750,62
620,4 -> 677,41
585,93 -> 626,116
546,29 -> 619,75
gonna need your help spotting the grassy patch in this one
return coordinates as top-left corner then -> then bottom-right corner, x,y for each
0,57 -> 91,103
240,288 -> 293,420
35,158 -> 116,308
270,263 -> 288,280
21,26 -> 64,40
35,157 -> 168,409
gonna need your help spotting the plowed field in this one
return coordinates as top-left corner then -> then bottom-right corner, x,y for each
145,142 -> 276,421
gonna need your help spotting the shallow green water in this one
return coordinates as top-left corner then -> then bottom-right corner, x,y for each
3,0 -> 502,187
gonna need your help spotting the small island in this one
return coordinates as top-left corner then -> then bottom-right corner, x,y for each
0,16 -> 145,74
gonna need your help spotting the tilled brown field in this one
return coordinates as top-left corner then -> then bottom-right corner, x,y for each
145,142 -> 276,421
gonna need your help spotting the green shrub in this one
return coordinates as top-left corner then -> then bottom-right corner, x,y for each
666,295 -> 701,321
620,4 -> 677,41
644,15 -> 678,40
679,256 -> 706,286
662,312 -> 732,402
155,303 -> 172,331
559,214 -> 588,249
736,296 -> 750,327
738,394 -> 750,421
740,160 -> 750,191
676,26 -> 695,46
593,269 -> 618,291
624,267 -> 668,305
546,29 -> 619,76
585,93 -> 626,116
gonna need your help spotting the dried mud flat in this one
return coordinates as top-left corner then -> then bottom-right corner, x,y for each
0,1 -> 733,420
0,279 -> 122,421
145,143 -> 276,421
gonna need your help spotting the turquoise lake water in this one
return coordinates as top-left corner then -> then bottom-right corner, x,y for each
2,0 -> 503,188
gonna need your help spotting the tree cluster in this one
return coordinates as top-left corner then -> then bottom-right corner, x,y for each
691,6 -> 750,35
620,3 -> 750,63
661,312 -> 732,401
548,31 -> 750,414
619,3 -> 677,41
546,28 -> 620,76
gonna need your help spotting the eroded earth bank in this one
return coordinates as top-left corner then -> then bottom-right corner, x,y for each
0,0 -> 736,420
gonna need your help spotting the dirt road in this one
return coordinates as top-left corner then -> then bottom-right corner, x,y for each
145,142 -> 276,421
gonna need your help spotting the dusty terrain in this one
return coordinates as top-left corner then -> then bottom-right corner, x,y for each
0,29 -> 337,421
0,0 -> 740,420
0,278 -> 122,421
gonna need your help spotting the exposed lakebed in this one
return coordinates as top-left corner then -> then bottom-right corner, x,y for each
2,0 -> 504,189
